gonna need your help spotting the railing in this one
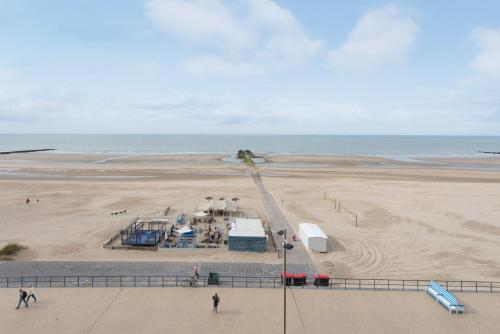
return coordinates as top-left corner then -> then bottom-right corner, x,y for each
1,276 -> 499,292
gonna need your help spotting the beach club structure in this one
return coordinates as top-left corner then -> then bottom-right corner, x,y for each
120,218 -> 167,246
299,223 -> 328,253
191,211 -> 210,224
198,198 -> 238,215
228,218 -> 267,252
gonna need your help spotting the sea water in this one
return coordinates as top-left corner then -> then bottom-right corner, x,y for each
1,134 -> 499,156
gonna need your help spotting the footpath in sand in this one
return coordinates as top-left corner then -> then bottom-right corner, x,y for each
252,171 -> 315,274
1,288 -> 499,334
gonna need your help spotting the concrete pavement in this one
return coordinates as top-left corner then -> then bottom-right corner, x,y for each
1,288 -> 499,334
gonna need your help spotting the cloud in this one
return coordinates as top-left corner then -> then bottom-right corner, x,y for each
134,93 -> 233,114
145,0 -> 323,75
329,4 -> 418,72
133,93 -> 293,127
245,0 -> 301,32
181,54 -> 265,76
470,27 -> 500,79
265,34 -> 324,66
145,0 -> 256,49
0,94 -> 73,125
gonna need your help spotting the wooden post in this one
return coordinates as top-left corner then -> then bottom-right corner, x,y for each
355,214 -> 358,227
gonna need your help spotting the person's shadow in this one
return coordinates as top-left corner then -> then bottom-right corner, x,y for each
215,309 -> 242,315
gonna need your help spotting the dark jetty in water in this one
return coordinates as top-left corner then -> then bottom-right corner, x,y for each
0,149 -> 55,155
237,150 -> 259,159
478,151 -> 500,155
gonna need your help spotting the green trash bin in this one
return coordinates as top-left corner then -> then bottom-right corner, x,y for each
208,272 -> 220,285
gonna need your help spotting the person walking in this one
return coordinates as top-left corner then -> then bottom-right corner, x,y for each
16,289 -> 28,309
193,264 -> 199,278
27,285 -> 37,303
212,293 -> 220,313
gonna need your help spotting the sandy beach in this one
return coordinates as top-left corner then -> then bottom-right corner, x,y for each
1,153 -> 500,280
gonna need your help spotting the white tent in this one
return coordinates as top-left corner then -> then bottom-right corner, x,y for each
175,226 -> 193,235
198,198 -> 238,212
198,200 -> 214,212
214,198 -> 237,211
192,211 -> 209,218
299,223 -> 328,253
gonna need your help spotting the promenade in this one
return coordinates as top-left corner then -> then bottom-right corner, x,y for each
2,288 -> 499,334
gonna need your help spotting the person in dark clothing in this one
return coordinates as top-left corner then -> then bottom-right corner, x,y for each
16,289 -> 28,309
212,293 -> 220,313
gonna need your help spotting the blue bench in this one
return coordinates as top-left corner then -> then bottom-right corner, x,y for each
426,280 -> 465,314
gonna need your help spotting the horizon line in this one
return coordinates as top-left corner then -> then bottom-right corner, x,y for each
2,133 -> 500,137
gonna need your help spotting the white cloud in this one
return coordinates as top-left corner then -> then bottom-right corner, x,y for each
470,27 -> 500,79
145,0 -> 323,75
294,101 -> 369,123
181,54 -> 264,76
265,34 -> 324,66
0,94 -> 75,126
245,0 -> 300,32
329,4 -> 418,72
145,0 -> 256,49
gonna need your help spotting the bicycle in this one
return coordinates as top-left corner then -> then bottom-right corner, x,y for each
182,275 -> 199,288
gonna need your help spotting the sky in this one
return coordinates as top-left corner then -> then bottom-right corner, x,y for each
0,0 -> 499,135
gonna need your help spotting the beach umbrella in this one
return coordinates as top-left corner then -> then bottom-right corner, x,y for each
219,197 -> 225,200
231,197 -> 240,212
205,196 -> 213,200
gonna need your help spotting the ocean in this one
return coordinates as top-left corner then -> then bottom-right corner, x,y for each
1,134 -> 500,156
